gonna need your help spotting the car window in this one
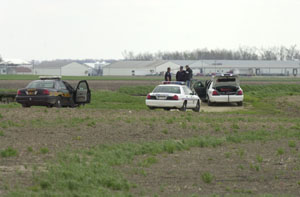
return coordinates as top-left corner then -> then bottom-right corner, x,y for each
214,77 -> 239,87
153,86 -> 181,94
78,82 -> 87,90
182,86 -> 192,95
194,81 -> 204,88
26,80 -> 55,89
57,81 -> 67,90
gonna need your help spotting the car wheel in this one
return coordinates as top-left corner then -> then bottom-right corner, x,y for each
148,106 -> 155,110
54,97 -> 62,108
193,100 -> 200,112
179,101 -> 187,112
208,100 -> 213,106
22,104 -> 30,108
237,101 -> 243,106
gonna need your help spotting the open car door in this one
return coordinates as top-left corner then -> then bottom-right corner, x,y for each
75,80 -> 91,104
193,80 -> 207,101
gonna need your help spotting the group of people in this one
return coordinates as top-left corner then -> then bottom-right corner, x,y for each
164,65 -> 193,87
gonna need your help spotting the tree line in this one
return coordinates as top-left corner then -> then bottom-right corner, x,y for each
122,45 -> 300,61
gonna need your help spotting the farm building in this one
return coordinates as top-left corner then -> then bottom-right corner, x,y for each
34,62 -> 91,76
103,60 -> 300,76
102,61 -> 182,76
0,59 -> 32,75
189,60 -> 300,76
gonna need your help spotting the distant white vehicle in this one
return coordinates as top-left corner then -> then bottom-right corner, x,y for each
205,74 -> 244,106
145,82 -> 201,112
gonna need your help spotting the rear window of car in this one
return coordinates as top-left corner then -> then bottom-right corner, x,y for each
217,78 -> 236,82
26,80 -> 55,89
153,86 -> 181,94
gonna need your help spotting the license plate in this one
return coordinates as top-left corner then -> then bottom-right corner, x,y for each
28,92 -> 35,95
157,96 -> 166,100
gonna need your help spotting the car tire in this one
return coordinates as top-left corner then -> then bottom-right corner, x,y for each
179,101 -> 187,112
208,100 -> 213,106
193,100 -> 200,112
237,101 -> 243,106
148,106 -> 155,110
54,97 -> 62,108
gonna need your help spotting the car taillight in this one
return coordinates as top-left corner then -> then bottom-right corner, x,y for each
212,90 -> 219,96
172,95 -> 179,100
147,94 -> 151,99
43,89 -> 50,95
237,90 -> 243,95
17,90 -> 22,95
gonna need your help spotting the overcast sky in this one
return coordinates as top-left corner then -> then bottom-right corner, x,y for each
1,0 -> 300,60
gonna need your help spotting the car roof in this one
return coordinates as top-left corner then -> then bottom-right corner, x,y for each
157,84 -> 183,87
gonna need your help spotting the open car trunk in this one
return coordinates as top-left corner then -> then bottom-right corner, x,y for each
213,76 -> 240,95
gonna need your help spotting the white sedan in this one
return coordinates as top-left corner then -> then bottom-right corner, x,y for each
146,82 -> 201,112
206,74 -> 244,106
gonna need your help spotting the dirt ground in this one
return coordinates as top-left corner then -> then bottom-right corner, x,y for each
123,141 -> 300,196
0,101 -> 300,195
0,80 -> 300,196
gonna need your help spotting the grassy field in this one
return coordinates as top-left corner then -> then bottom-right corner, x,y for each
1,79 -> 300,196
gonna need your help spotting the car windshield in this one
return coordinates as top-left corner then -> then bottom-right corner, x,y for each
153,86 -> 181,94
26,80 -> 55,89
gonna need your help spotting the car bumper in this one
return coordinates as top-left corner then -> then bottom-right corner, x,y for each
209,95 -> 244,103
16,96 -> 57,106
145,99 -> 184,108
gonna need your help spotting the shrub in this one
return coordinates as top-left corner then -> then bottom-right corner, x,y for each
201,172 -> 214,184
1,147 -> 18,157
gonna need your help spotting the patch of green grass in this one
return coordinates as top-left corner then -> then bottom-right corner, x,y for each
118,86 -> 155,96
139,156 -> 158,167
40,147 -> 49,154
27,147 -> 33,152
277,148 -> 285,156
1,147 -> 18,157
166,118 -> 174,124
288,140 -> 296,148
238,164 -> 244,170
0,130 -> 4,136
8,136 -> 224,196
256,155 -> 263,163
86,90 -> 147,110
161,129 -> 168,134
201,172 -> 214,184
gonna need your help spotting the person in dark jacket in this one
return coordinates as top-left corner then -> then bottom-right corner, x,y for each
176,66 -> 186,82
185,65 -> 193,88
164,67 -> 171,81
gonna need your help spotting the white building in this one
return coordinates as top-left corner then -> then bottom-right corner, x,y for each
0,58 -> 32,75
103,60 -> 181,76
34,62 -> 91,76
189,60 -> 300,76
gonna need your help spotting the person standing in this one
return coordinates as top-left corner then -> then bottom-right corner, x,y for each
176,66 -> 186,82
185,65 -> 193,88
164,67 -> 172,81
